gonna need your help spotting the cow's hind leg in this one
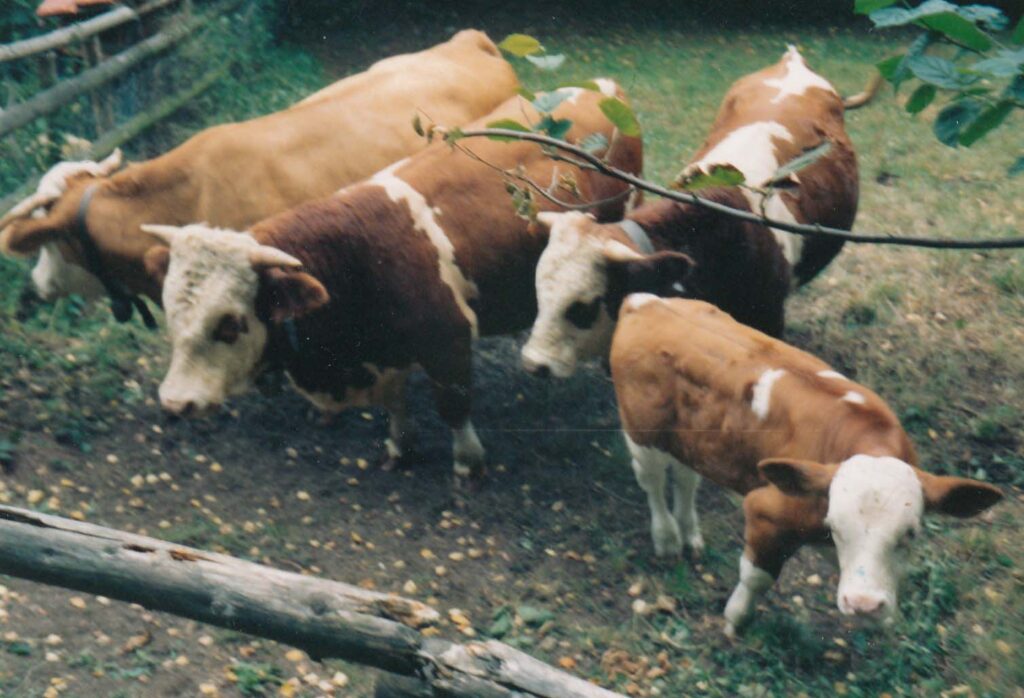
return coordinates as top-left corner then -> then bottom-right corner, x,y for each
425,348 -> 485,483
378,369 -> 412,470
671,461 -> 704,558
624,434 -> 682,557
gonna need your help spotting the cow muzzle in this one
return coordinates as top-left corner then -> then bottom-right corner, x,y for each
521,345 -> 574,379
838,589 -> 894,620
160,395 -> 220,419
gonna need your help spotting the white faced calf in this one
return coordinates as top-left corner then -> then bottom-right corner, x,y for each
611,296 -> 1003,635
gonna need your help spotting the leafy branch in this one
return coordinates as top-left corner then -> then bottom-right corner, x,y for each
859,0 -> 1023,173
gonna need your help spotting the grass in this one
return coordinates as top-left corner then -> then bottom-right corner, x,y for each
1,7 -> 1022,698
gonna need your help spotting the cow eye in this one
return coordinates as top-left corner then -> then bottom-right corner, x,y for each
565,298 -> 601,329
212,314 -> 247,344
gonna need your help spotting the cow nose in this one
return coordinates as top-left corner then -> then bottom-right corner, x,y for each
161,398 -> 195,417
841,592 -> 887,617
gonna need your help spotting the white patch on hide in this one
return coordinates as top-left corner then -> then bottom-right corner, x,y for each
841,390 -> 866,405
370,167 -> 479,336
623,292 -> 661,310
817,369 -> 847,380
764,45 -> 838,104
750,368 -> 786,420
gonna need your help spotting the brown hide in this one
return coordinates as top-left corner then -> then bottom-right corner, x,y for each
2,30 -> 518,302
253,87 -> 642,429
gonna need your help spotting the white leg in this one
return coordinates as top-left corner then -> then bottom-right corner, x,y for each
625,435 -> 682,557
378,369 -> 411,468
724,554 -> 774,637
671,462 -> 704,557
452,421 -> 485,479
383,403 -> 407,465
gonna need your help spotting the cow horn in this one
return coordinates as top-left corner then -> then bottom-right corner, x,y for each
140,223 -> 184,245
249,245 -> 303,270
98,148 -> 123,175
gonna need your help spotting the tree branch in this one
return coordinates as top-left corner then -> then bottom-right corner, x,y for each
453,128 -> 1024,250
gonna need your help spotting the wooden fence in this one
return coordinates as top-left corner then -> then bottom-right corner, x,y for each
0,505 -> 627,698
0,0 -> 241,212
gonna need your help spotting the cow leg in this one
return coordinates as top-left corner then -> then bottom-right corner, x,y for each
625,435 -> 682,557
426,352 -> 485,482
723,489 -> 799,636
670,461 -> 704,558
378,369 -> 412,470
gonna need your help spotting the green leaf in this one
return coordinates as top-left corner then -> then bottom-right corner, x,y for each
498,34 -> 542,57
877,54 -> 905,82
855,0 -> 899,14
906,84 -> 937,113
443,126 -> 465,145
533,90 -> 572,114
537,116 -> 572,140
919,13 -> 992,52
558,80 -> 601,91
768,141 -> 833,186
525,53 -> 565,71
517,87 -> 537,102
598,97 -> 641,137
485,119 -> 532,142
1006,75 -> 1024,102
956,5 -> 1007,31
1014,16 -> 1024,45
674,163 -> 746,191
870,6 -> 915,28
907,55 -> 979,89
487,609 -> 513,638
412,114 -> 424,137
1009,156 -> 1024,176
517,605 -> 555,626
972,48 -> 1024,77
933,99 -> 984,146
580,132 -> 609,154
958,100 -> 1014,146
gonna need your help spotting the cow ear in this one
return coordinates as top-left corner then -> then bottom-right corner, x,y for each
143,245 -> 171,286
259,268 -> 329,323
0,218 -> 64,257
604,244 -> 696,298
758,458 -> 837,496
919,472 -> 1003,518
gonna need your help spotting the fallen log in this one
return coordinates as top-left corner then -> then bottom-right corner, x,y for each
0,505 -> 625,697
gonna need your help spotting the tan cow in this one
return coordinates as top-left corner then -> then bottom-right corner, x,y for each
0,29 -> 518,312
141,82 -> 642,480
611,296 -> 1002,635
522,46 -> 863,378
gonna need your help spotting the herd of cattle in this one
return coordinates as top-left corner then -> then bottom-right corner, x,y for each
0,30 -> 1003,637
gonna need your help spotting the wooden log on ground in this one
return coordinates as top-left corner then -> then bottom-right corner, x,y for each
0,505 -> 625,698
0,0 -> 242,138
0,0 -> 183,64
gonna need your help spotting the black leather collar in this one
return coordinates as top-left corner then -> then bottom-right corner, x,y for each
73,183 -> 157,330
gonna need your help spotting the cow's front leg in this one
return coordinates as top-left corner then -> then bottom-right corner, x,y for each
723,489 -> 798,636
624,434 -> 682,557
377,369 -> 412,470
425,347 -> 485,483
671,461 -> 704,558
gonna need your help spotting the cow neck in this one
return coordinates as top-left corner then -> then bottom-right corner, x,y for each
73,183 -> 157,329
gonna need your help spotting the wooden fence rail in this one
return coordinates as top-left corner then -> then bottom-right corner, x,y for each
0,505 -> 625,698
0,0 -> 241,138
0,0 -> 183,64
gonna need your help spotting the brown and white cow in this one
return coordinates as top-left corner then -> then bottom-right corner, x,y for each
611,296 -> 1002,635
522,46 -> 862,378
141,83 -> 642,479
0,30 -> 518,308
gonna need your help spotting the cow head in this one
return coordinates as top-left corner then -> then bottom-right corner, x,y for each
0,150 -> 123,300
759,454 -> 1002,620
141,223 -> 328,417
522,211 -> 693,378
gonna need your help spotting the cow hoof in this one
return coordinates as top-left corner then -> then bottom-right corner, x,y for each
684,534 -> 705,561
651,519 -> 684,558
452,463 -> 486,493
723,621 -> 738,639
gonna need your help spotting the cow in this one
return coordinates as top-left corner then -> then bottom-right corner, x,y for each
140,82 -> 642,480
611,296 -> 1003,635
0,29 -> 518,315
522,46 -> 866,379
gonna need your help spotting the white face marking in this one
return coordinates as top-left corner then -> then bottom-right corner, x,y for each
817,369 -> 847,380
623,292 -> 661,310
370,169 -> 479,336
841,390 -> 866,405
158,225 -> 269,414
764,46 -> 838,104
521,211 -> 615,378
750,368 -> 786,420
826,455 -> 924,618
